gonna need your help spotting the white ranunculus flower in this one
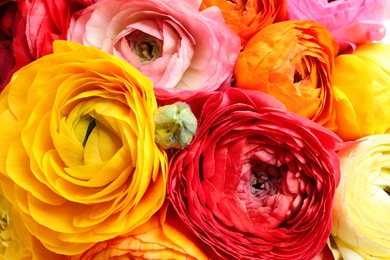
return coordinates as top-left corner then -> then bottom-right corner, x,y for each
332,134 -> 390,259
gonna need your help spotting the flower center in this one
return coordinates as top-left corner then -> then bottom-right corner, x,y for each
0,210 -> 9,231
82,118 -> 96,147
127,31 -> 162,64
0,209 -> 11,248
250,164 -> 282,197
384,186 -> 390,196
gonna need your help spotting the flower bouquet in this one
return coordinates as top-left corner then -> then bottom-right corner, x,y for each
0,0 -> 389,259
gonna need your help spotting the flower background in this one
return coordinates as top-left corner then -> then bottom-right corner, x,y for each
0,0 -> 390,259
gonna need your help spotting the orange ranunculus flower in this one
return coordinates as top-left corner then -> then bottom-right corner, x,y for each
333,43 -> 390,141
234,20 -> 339,131
71,201 -> 210,260
0,40 -> 168,255
199,0 -> 286,46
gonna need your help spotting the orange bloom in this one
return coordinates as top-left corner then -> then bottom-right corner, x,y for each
71,201 -> 210,260
199,0 -> 287,46
234,20 -> 339,131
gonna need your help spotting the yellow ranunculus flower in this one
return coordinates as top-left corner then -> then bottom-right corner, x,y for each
0,41 -> 168,255
333,43 -> 390,141
332,134 -> 390,259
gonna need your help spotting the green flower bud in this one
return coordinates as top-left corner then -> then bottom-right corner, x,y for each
153,102 -> 197,149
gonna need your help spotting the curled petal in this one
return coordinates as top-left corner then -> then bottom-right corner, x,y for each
286,0 -> 388,53
70,201 -> 210,260
234,20 -> 338,131
199,0 -> 287,46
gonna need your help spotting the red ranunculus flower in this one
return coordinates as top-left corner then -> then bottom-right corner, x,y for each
0,0 -> 87,91
0,0 -> 18,91
167,88 -> 342,260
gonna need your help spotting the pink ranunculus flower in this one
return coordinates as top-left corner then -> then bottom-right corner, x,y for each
67,0 -> 241,97
167,88 -> 343,260
285,0 -> 388,54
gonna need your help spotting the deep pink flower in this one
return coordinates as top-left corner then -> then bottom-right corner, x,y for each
0,0 -> 87,91
286,0 -> 388,53
0,0 -> 17,91
168,88 -> 343,260
67,0 -> 240,97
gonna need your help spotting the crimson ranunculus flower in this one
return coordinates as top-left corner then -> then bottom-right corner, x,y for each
0,0 -> 18,91
168,88 -> 342,260
0,0 -> 88,91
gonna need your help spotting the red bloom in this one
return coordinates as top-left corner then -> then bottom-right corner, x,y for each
0,0 -> 18,90
168,88 -> 342,260
0,0 -> 87,91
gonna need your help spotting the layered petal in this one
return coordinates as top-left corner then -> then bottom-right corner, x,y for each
71,201 -> 209,260
333,43 -> 390,141
332,134 -> 390,259
0,0 -> 18,91
234,20 -> 338,131
0,188 -> 67,260
168,88 -> 342,259
0,40 -> 167,255
199,0 -> 287,46
0,0 -> 87,91
67,0 -> 240,96
285,0 -> 388,53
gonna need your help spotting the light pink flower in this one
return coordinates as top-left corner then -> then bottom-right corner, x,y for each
67,0 -> 240,97
286,0 -> 388,53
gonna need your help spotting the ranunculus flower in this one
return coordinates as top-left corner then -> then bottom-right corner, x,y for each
199,0 -> 287,46
168,88 -> 342,259
67,0 -> 241,97
0,0 -> 89,91
332,134 -> 390,259
234,20 -> 338,131
0,0 -> 18,92
333,43 -> 390,141
71,201 -> 210,260
285,0 -> 388,54
0,40 -> 168,255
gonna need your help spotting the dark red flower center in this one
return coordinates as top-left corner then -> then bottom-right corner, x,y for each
250,163 -> 282,197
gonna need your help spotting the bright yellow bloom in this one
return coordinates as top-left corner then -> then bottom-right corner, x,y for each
333,43 -> 390,141
332,134 -> 390,259
0,41 -> 168,255
71,201 -> 210,260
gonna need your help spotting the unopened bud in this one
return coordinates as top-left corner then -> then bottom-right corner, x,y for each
153,102 -> 197,149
